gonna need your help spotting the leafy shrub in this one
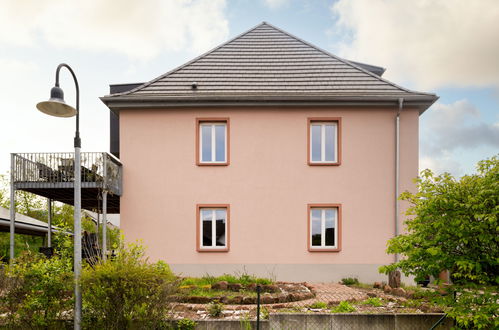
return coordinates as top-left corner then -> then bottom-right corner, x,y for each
181,272 -> 273,287
442,286 -> 498,329
80,241 -> 178,329
177,318 -> 197,330
340,277 -> 359,286
260,306 -> 270,320
0,250 -> 73,328
308,301 -> 329,309
331,301 -> 356,313
380,156 -> 499,285
207,300 -> 224,317
361,297 -> 383,307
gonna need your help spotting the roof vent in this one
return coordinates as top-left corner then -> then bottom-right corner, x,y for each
191,82 -> 198,89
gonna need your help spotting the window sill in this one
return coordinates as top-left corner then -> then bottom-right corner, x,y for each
308,162 -> 341,166
197,162 -> 229,166
308,247 -> 341,252
197,248 -> 229,252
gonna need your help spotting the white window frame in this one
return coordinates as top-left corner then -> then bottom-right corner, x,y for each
200,208 -> 227,250
199,122 -> 227,164
310,122 -> 338,164
310,207 -> 338,249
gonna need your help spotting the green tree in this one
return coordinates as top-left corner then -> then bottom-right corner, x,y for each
0,174 -> 119,260
381,155 -> 498,285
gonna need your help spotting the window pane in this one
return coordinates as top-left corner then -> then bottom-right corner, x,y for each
311,209 -> 322,246
215,124 -> 226,162
201,125 -> 212,162
201,209 -> 212,246
325,209 -> 336,247
311,125 -> 321,161
325,124 -> 336,162
215,209 -> 226,246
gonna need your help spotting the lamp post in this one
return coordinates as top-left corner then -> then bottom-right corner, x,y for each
36,63 -> 82,330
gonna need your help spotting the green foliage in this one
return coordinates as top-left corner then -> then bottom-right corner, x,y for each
80,241 -> 178,329
177,318 -> 197,330
331,301 -> 356,313
180,273 -> 273,287
380,155 -> 499,286
445,287 -> 499,329
207,300 -> 224,317
0,250 -> 73,328
340,277 -> 359,286
181,272 -> 273,287
360,297 -> 383,307
308,301 -> 329,309
260,306 -> 270,320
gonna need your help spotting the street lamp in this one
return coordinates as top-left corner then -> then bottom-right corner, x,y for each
36,63 -> 82,330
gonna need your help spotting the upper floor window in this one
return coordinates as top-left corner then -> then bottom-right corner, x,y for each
308,204 -> 341,252
308,118 -> 341,165
197,118 -> 229,165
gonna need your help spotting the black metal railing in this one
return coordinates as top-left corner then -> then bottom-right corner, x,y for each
12,152 -> 122,195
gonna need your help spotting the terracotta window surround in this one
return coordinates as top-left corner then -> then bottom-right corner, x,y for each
307,204 -> 342,252
196,118 -> 230,166
307,117 -> 342,166
196,204 -> 230,252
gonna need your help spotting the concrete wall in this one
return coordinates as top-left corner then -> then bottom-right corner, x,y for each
119,107 -> 419,282
188,313 -> 451,329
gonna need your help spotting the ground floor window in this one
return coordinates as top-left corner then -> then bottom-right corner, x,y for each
308,204 -> 341,252
197,205 -> 229,252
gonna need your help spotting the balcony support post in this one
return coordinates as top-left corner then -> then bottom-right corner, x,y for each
102,190 -> 107,261
10,154 -> 16,262
47,198 -> 52,247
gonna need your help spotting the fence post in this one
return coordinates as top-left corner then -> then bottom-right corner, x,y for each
256,284 -> 261,330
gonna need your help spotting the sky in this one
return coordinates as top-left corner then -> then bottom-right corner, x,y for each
1,0 -> 498,177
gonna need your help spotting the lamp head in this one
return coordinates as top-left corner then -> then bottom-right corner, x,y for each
36,86 -> 77,118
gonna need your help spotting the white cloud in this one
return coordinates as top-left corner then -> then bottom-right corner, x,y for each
419,99 -> 499,175
331,0 -> 499,90
419,154 -> 463,176
0,0 -> 229,60
263,0 -> 289,9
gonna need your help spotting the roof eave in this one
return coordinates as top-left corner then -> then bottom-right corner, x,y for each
101,94 -> 438,114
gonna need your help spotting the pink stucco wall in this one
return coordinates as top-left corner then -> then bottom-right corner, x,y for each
119,107 -> 419,281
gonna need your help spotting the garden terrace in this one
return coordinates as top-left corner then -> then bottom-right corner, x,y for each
11,152 -> 122,213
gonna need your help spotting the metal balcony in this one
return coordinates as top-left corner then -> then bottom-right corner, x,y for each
11,152 -> 122,213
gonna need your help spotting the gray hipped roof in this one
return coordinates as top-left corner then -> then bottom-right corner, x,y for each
102,22 -> 437,112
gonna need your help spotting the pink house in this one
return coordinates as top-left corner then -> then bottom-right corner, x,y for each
101,23 -> 437,282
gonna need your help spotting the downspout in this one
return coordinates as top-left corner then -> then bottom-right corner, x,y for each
395,98 -> 404,263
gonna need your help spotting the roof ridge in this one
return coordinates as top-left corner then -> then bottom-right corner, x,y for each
110,22 -> 269,97
261,22 -> 435,97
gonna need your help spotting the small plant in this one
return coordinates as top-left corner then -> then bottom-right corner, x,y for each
207,299 -> 224,317
331,301 -> 356,313
239,314 -> 252,330
341,277 -> 359,286
177,318 -> 197,330
260,306 -> 270,319
361,297 -> 383,307
308,301 -> 329,309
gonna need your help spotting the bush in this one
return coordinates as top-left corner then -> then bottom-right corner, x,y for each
442,286 -> 498,329
331,301 -> 356,313
0,251 -> 73,328
308,301 -> 328,309
177,318 -> 197,330
340,277 -> 359,286
361,297 -> 383,307
380,156 -> 498,285
207,299 -> 224,317
80,241 -> 178,329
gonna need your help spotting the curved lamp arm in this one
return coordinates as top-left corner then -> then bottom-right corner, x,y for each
55,63 -> 81,148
